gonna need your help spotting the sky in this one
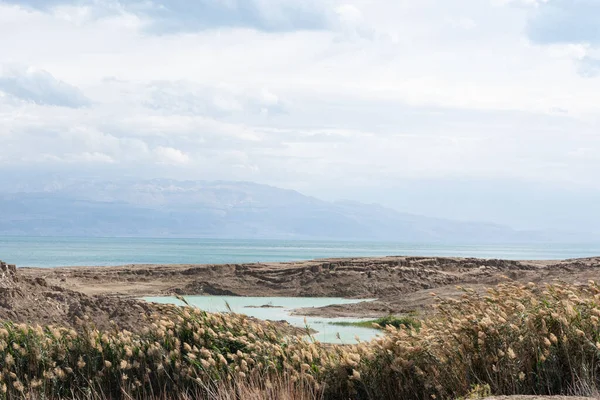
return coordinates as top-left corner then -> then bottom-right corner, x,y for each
1,0 -> 600,232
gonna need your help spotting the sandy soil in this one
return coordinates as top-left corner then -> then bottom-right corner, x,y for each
14,255 -> 600,322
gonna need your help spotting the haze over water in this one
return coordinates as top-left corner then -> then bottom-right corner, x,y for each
2,236 -> 599,268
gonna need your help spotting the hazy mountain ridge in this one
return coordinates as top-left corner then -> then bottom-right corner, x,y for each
0,179 -> 577,242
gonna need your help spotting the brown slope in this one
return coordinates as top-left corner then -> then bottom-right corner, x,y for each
17,256 -> 600,318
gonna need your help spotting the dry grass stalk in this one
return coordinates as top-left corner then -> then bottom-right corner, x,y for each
3,281 -> 600,399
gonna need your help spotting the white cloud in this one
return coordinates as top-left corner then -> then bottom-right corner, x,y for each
518,0 -> 600,78
526,0 -> 600,45
143,81 -> 287,117
67,151 -> 115,163
335,4 -> 363,26
1,0 -> 600,229
154,146 -> 190,165
0,65 -> 90,107
3,0 -> 334,33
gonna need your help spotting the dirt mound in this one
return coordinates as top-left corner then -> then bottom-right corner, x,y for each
0,259 -> 154,331
17,256 -> 600,319
0,260 -> 316,336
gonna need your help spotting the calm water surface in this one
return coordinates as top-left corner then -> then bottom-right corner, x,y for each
2,236 -> 599,267
144,295 -> 380,344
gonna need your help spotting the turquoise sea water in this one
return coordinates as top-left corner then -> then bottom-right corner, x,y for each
1,236 -> 600,267
144,295 -> 380,344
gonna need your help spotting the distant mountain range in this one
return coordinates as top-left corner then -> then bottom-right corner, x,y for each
0,179 -> 580,243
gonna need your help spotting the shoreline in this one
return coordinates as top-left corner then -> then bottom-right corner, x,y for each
16,255 -> 600,319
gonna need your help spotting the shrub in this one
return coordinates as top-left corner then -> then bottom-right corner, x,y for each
325,281 -> 600,399
4,281 -> 600,399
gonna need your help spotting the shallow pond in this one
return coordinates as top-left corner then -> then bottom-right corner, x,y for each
143,296 -> 380,344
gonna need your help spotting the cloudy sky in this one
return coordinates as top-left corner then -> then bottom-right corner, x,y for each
1,0 -> 599,231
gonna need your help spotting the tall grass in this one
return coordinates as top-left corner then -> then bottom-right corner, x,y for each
326,281 -> 600,399
3,281 -> 600,399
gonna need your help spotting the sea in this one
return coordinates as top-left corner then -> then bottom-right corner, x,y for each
1,236 -> 599,268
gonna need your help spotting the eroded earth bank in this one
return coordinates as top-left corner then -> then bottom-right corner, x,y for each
7,256 -> 600,328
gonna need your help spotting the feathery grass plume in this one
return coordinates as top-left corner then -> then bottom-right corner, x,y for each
3,282 -> 600,398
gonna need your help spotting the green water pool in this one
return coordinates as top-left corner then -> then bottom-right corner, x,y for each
143,295 -> 380,344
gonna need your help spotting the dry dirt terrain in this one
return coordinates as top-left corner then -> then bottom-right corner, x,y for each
0,260 -> 155,331
3,257 -> 599,399
13,255 -> 600,321
0,259 -> 307,334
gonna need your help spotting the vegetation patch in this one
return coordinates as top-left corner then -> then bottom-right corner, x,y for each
329,315 -> 421,330
3,282 -> 600,398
